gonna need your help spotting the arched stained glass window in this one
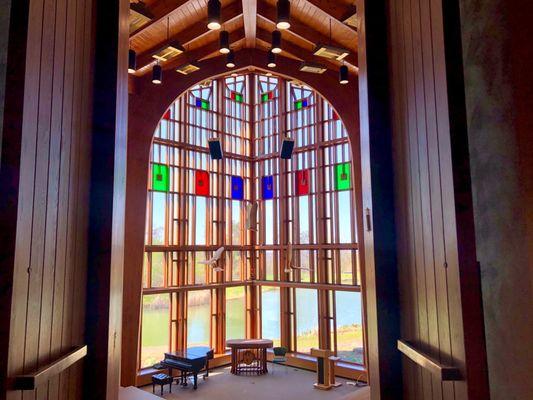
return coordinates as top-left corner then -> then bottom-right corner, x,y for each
140,73 -> 364,370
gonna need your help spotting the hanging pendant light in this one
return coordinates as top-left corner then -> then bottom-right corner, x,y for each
128,49 -> 137,73
271,30 -> 282,54
267,51 -> 277,68
207,0 -> 222,30
219,30 -> 230,54
339,65 -> 349,84
226,50 -> 236,68
152,64 -> 162,84
276,0 -> 291,30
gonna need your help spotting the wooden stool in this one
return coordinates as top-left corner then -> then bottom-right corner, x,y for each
152,373 -> 173,396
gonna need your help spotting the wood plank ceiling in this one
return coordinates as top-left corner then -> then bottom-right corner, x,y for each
128,0 -> 359,77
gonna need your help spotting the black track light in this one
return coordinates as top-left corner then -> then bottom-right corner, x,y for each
128,49 -> 137,73
219,30 -> 230,54
226,50 -> 236,68
267,51 -> 277,68
207,0 -> 222,30
277,0 -> 291,30
152,64 -> 162,84
339,65 -> 349,84
271,30 -> 282,54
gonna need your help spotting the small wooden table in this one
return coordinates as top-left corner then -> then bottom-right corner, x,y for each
226,339 -> 273,375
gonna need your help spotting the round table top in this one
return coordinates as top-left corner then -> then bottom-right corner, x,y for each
226,339 -> 274,349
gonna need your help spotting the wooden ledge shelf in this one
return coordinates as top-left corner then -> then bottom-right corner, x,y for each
397,340 -> 462,381
9,345 -> 87,390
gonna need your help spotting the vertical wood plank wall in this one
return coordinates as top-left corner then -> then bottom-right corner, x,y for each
0,0 -> 94,398
387,0 -> 489,399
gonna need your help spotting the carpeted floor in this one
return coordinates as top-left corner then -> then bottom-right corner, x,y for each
140,365 -> 370,400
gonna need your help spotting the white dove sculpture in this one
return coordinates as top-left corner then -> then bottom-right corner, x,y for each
284,242 -> 312,273
245,201 -> 259,231
198,246 -> 225,272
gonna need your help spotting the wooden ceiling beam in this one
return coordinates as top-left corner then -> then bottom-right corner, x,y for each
137,28 -> 246,76
256,28 -> 345,72
130,0 -> 192,40
242,0 -> 258,47
256,2 -> 358,67
304,0 -> 357,25
135,2 -> 243,70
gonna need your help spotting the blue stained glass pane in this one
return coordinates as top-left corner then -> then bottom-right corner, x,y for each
262,176 -> 274,200
195,98 -> 202,108
302,99 -> 308,107
231,176 -> 244,200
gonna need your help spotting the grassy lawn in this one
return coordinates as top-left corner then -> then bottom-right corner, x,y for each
296,325 -> 364,364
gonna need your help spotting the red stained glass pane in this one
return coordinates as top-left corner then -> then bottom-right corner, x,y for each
195,170 -> 210,196
163,109 -> 171,120
296,170 -> 310,196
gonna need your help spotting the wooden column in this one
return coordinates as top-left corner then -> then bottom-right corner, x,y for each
0,1 -> 31,396
247,74 -> 259,339
358,1 -> 402,399
84,0 -> 129,399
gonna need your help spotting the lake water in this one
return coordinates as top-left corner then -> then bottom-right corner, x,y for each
142,287 -> 363,366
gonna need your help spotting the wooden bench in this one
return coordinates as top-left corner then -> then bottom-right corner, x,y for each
151,373 -> 173,396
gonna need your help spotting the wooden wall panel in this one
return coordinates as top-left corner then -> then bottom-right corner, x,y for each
0,0 -> 94,398
387,0 -> 489,398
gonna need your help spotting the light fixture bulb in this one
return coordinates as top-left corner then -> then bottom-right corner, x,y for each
226,50 -> 235,68
339,65 -> 349,84
207,0 -> 222,30
267,51 -> 277,68
219,30 -> 230,54
271,30 -> 282,54
276,0 -> 291,30
152,64 -> 162,84
128,49 -> 137,73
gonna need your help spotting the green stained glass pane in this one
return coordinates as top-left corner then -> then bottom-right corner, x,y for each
201,99 -> 210,110
261,93 -> 269,102
294,100 -> 303,110
335,162 -> 351,191
152,163 -> 169,192
235,93 -> 243,103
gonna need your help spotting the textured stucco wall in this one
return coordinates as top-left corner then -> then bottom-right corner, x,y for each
460,1 -> 533,399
